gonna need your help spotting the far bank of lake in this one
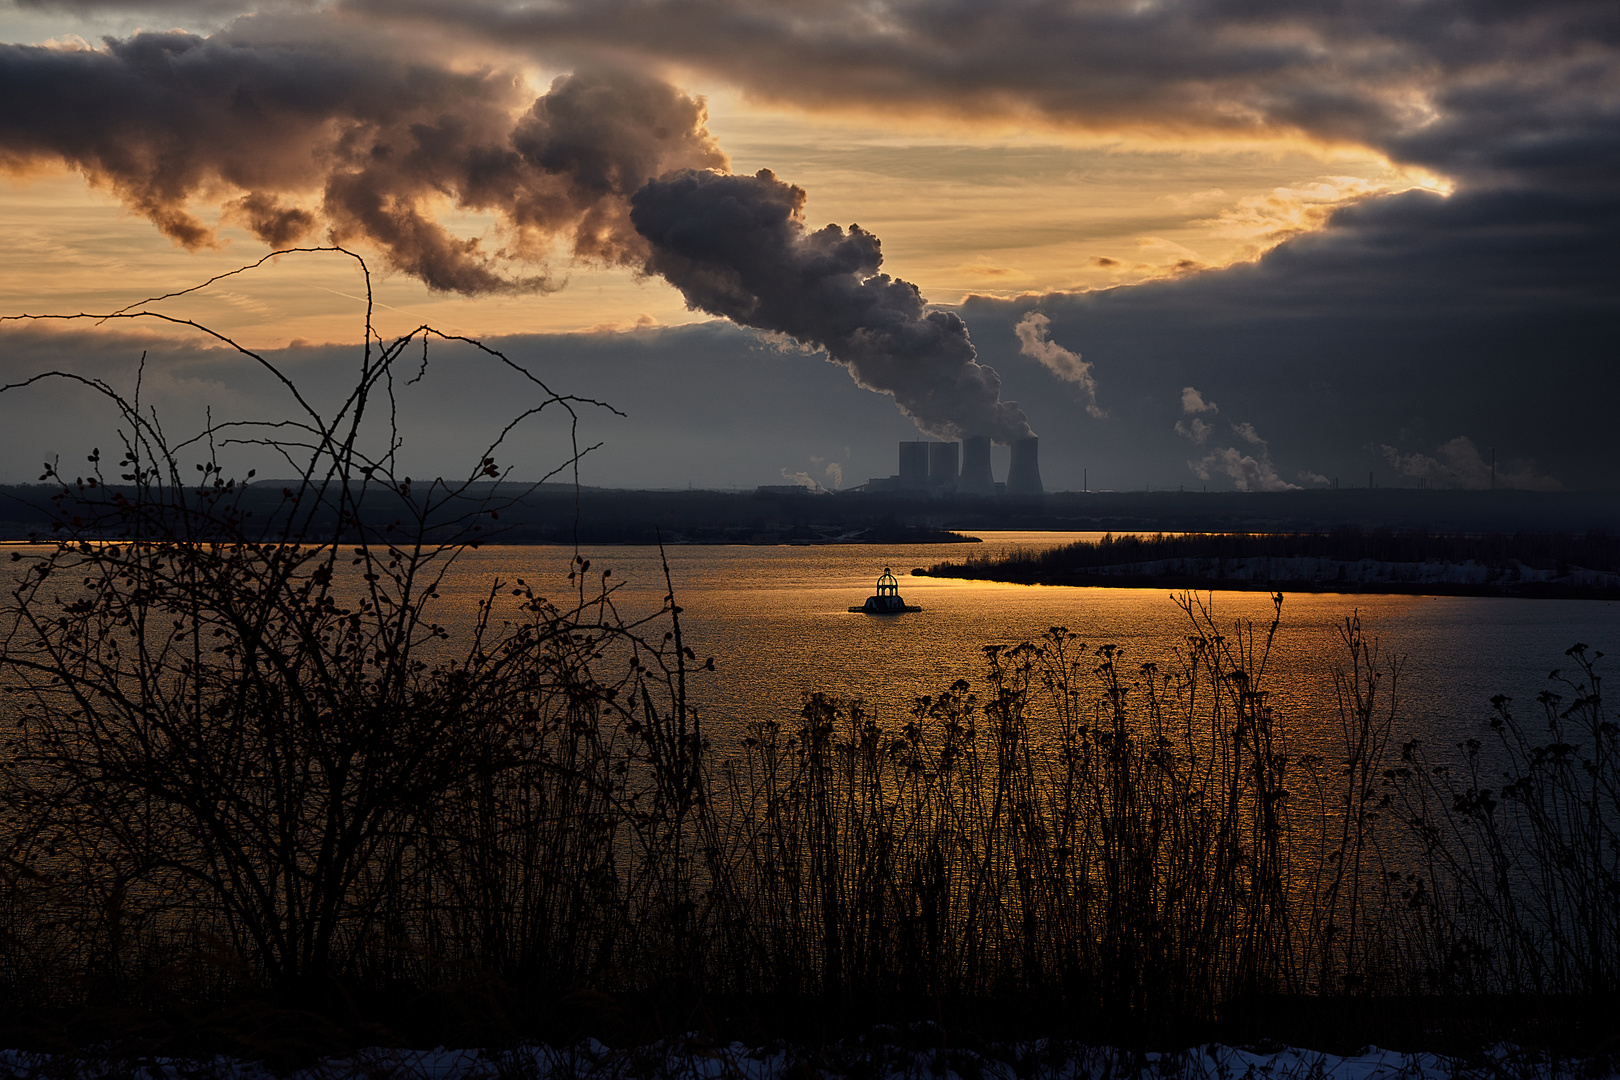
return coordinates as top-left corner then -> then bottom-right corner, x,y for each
923,529 -> 1620,601
4,483 -> 1618,544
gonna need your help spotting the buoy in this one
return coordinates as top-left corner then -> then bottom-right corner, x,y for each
849,567 -> 922,613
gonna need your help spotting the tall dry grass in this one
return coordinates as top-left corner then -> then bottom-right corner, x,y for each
0,255 -> 1614,1047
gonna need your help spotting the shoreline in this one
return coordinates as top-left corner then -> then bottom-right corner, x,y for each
920,567 -> 1620,601
921,557 -> 1620,601
922,532 -> 1620,601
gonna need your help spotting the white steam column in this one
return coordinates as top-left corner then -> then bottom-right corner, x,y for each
959,435 -> 996,496
1006,436 -> 1043,496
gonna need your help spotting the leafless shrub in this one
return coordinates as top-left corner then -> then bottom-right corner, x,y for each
0,250 -> 707,1009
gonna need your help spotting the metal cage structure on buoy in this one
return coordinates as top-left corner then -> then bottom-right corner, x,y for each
849,567 -> 922,614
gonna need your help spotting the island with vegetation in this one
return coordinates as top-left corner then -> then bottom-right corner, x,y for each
922,528 -> 1620,599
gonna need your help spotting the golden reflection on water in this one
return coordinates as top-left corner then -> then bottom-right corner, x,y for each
6,530 -> 1614,753
4,532 -> 1615,991
425,533 -> 1620,759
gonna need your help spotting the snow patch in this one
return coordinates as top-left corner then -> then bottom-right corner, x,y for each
0,1038 -> 1610,1080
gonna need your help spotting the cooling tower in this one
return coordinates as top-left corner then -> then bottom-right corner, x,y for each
958,435 -> 995,496
899,441 -> 930,489
928,441 -> 959,492
1006,436 -> 1043,496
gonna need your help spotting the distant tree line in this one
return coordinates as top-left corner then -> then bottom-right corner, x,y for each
926,528 -> 1620,596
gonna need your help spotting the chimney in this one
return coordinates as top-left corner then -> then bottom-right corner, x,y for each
899,441 -> 930,490
1006,436 -> 1043,496
959,435 -> 995,496
928,442 -> 959,493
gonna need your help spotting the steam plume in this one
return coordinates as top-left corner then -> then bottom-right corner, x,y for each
631,168 -> 1031,442
1014,312 -> 1104,418
0,32 -> 1030,440
0,33 -> 725,292
1379,437 -> 1561,491
1178,409 -> 1297,492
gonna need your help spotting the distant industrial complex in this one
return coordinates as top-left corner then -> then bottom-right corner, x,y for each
860,437 -> 1044,496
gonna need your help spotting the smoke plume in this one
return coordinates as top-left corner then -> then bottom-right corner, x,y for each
1175,392 -> 1296,491
1379,436 -> 1561,491
1174,385 -> 1217,444
0,32 -> 726,292
0,30 -> 1030,441
1190,442 -> 1298,493
631,168 -> 1031,443
1014,312 -> 1104,418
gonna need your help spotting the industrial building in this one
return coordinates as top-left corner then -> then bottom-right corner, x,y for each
863,436 -> 1042,496
1006,437 -> 1043,496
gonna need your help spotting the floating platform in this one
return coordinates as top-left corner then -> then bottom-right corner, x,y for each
849,568 -> 922,614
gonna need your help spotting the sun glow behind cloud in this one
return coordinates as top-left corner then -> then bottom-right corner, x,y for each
0,173 -> 708,347
0,16 -> 1451,348
0,131 -> 1434,344
665,90 -> 1445,302
0,0 -> 1613,493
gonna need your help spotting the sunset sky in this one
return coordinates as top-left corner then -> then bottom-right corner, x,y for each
0,0 -> 1614,492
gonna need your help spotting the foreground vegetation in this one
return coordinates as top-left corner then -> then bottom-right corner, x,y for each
0,258 -> 1614,1063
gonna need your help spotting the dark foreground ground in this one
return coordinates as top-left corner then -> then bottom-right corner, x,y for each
1,990 -> 1616,1077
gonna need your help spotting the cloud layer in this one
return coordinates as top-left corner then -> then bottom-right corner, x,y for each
0,31 -> 726,290
0,25 -> 1038,440
1,0 -> 1616,488
344,0 -> 1618,187
632,167 -> 1031,442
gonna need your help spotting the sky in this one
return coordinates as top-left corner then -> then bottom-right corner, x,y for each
0,0 -> 1614,492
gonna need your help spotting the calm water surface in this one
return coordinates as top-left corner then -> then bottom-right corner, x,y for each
440,533 -> 1620,753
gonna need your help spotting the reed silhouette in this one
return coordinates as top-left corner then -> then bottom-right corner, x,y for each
0,251 -> 707,1025
0,257 -> 1614,1058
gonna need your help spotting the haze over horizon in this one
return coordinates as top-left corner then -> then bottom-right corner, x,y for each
0,0 -> 1614,494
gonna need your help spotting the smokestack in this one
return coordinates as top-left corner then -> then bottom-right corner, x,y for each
933,440 -> 952,492
959,436 -> 995,496
1006,436 -> 1043,496
899,441 -> 930,490
928,442 -> 959,493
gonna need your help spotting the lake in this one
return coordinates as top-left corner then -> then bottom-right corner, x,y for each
434,533 -> 1620,757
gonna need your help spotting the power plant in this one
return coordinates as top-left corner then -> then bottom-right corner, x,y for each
958,436 -> 996,496
928,442 -> 959,493
1006,436 -> 1043,496
898,441 -> 930,490
863,436 -> 1042,496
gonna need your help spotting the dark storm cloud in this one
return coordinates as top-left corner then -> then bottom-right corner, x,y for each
7,0 -> 268,18
334,0 -> 1619,482
228,193 -> 317,249
345,0 -> 1619,174
960,175 -> 1620,490
351,0 -> 1415,141
5,0 -> 1617,486
0,28 -> 726,290
630,168 -> 1031,442
11,0 -> 263,9
13,2 -> 1616,230
0,21 -> 1034,441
